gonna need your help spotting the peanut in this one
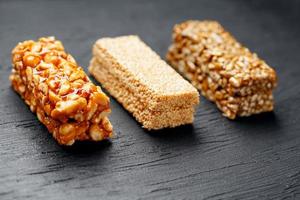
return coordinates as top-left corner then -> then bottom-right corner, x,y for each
10,37 -> 112,145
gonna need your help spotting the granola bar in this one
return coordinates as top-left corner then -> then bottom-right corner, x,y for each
89,35 -> 199,130
10,37 -> 113,145
166,20 -> 277,119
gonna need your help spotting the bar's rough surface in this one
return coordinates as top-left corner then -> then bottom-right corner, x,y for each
10,37 -> 113,145
166,20 -> 277,119
89,35 -> 199,130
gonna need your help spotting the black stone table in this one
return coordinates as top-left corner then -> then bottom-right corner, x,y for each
0,0 -> 299,199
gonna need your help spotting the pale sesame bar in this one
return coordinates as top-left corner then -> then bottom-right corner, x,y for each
10,37 -> 113,145
89,35 -> 199,130
166,20 -> 277,119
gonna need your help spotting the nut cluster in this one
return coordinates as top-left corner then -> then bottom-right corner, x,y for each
10,37 -> 113,145
166,20 -> 277,119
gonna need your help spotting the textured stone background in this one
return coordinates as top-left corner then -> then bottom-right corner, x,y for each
0,0 -> 299,199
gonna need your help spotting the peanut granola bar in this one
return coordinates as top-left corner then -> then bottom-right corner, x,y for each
10,37 -> 113,145
166,20 -> 277,119
89,35 -> 199,130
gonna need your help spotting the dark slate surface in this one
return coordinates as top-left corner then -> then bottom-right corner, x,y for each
0,0 -> 299,199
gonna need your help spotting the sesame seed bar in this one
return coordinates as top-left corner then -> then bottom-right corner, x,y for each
89,35 -> 199,130
10,37 -> 113,145
166,20 -> 277,119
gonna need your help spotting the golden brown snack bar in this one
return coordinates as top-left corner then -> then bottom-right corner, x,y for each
166,20 -> 277,119
10,37 -> 113,145
89,35 -> 199,130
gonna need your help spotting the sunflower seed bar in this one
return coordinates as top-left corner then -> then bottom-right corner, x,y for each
89,35 -> 199,130
10,37 -> 113,145
166,20 -> 277,119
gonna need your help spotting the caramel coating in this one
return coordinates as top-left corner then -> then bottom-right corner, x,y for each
10,37 -> 113,145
